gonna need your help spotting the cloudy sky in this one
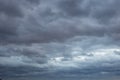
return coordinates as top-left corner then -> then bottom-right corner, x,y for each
0,0 -> 120,80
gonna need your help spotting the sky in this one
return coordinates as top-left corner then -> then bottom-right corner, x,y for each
0,0 -> 120,80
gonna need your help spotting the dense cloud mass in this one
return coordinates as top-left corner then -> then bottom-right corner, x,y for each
0,0 -> 120,80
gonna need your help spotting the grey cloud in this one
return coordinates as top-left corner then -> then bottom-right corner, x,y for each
0,0 -> 23,17
0,66 -> 49,77
58,0 -> 90,17
14,0 -> 120,43
58,0 -> 120,21
89,0 -> 120,24
0,15 -> 18,37
0,0 -> 120,44
21,49 -> 48,64
0,44 -> 48,66
26,0 -> 40,4
0,36 -> 120,78
0,0 -> 120,80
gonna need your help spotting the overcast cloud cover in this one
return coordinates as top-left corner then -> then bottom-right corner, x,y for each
0,0 -> 120,80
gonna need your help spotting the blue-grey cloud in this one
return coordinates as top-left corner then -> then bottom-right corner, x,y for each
0,0 -> 120,80
0,0 -> 120,43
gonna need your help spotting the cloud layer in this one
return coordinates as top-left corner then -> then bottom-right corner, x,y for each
0,0 -> 120,80
0,0 -> 120,44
